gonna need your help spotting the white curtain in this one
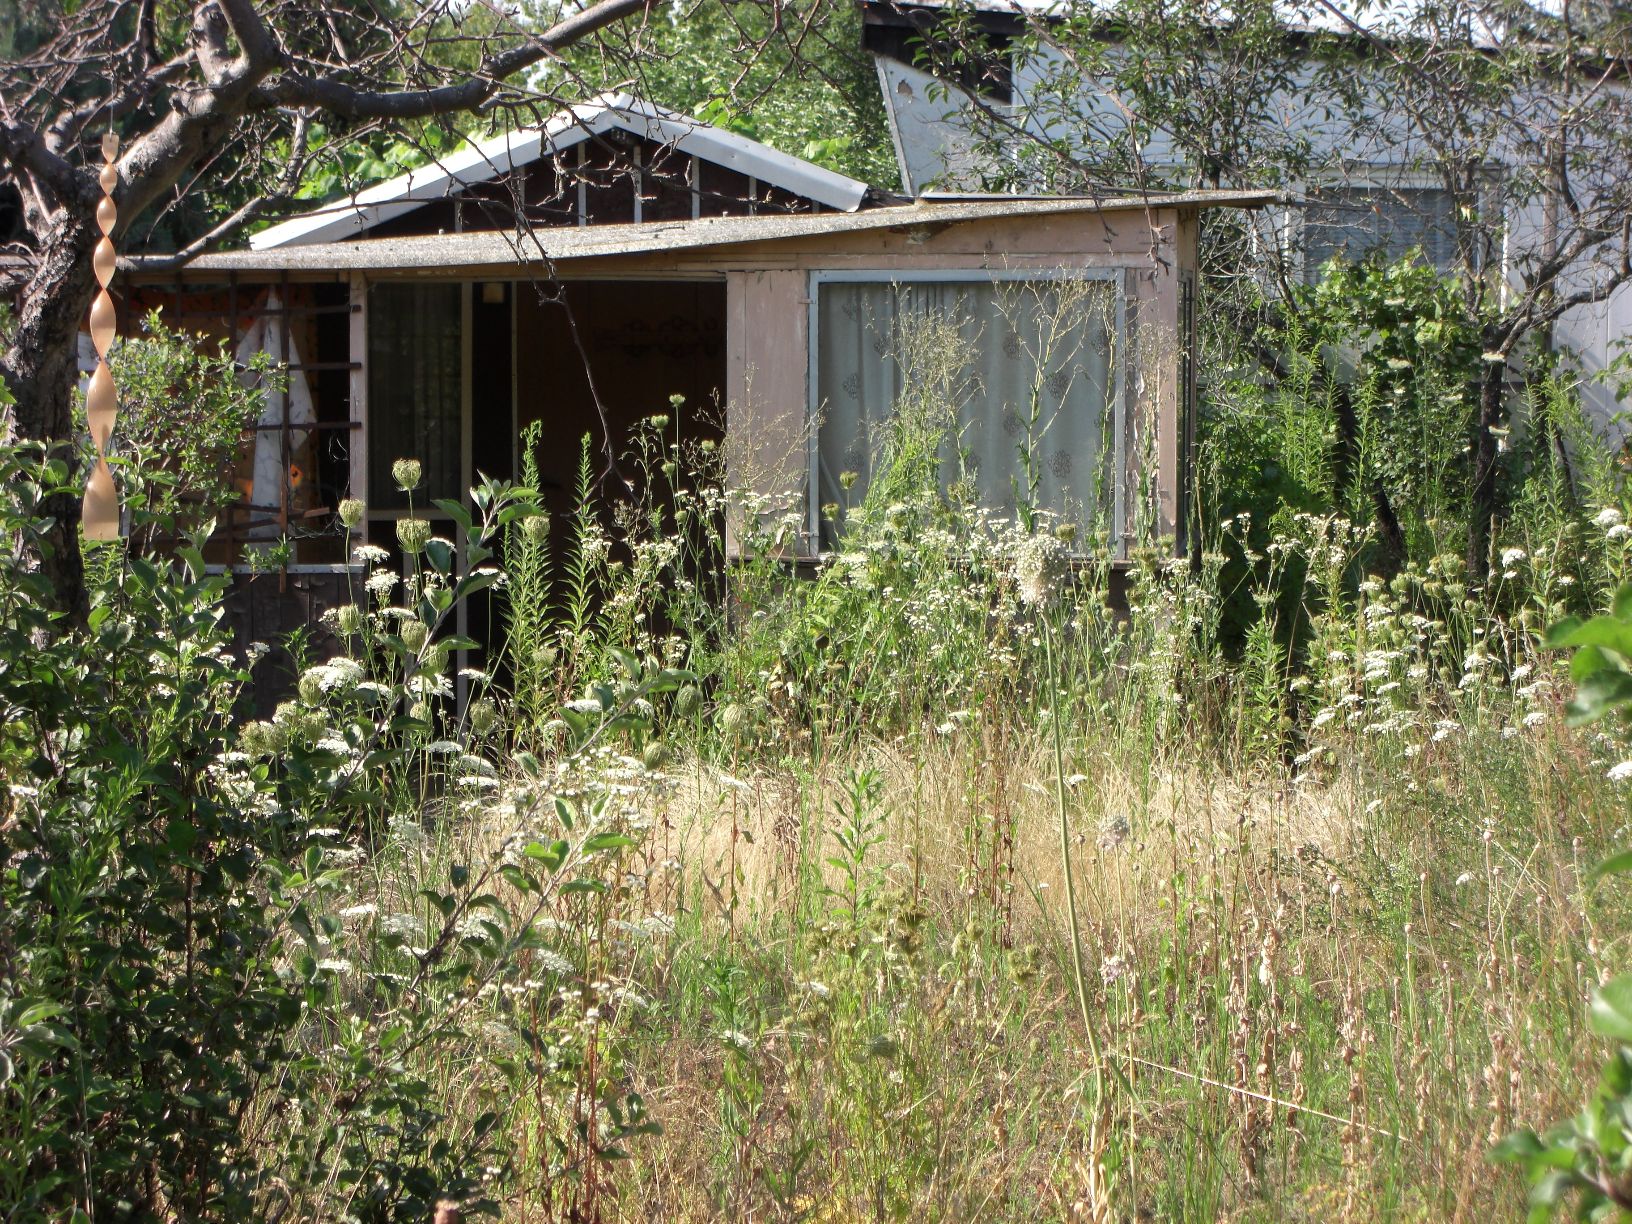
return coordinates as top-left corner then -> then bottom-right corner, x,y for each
815,278 -> 1117,547
236,289 -> 316,537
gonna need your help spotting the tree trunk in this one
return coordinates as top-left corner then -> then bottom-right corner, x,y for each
1330,376 -> 1407,573
0,206 -> 98,626
1466,355 -> 1506,579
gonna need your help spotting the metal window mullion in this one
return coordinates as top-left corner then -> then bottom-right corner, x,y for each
806,271 -> 821,548
457,282 -> 474,706
1113,271 -> 1129,556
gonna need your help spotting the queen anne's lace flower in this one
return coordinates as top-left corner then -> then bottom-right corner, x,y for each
1013,534 -> 1067,606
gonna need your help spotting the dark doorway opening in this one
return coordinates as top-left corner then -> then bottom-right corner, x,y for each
514,279 -> 727,521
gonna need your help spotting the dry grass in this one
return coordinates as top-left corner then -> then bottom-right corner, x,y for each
561,700 -> 1625,1222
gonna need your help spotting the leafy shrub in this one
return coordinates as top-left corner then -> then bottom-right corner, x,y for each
86,311 -> 275,544
0,443 -> 684,1219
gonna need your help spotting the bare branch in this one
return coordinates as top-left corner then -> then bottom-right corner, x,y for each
261,0 -> 656,119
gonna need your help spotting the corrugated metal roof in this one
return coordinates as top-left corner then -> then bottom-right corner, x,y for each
249,92 -> 872,250
129,190 -> 1277,275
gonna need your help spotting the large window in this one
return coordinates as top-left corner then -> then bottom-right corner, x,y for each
1303,185 -> 1460,276
811,272 -> 1124,550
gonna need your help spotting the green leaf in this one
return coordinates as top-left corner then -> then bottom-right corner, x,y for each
1551,616 -> 1632,661
1546,616 -> 1585,649
1491,1129 -> 1544,1164
522,840 -> 568,871
1613,584 -> 1632,621
425,537 -> 455,575
1567,669 -> 1632,725
1589,975 -> 1632,1042
582,832 -> 637,854
431,499 -> 474,534
1590,850 -> 1632,882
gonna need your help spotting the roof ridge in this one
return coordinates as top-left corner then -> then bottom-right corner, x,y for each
249,92 -> 871,250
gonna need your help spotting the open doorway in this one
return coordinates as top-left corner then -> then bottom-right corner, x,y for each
366,277 -> 726,692
514,280 -> 727,520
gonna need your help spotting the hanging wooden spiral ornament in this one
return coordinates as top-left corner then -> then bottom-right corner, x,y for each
83,131 -> 121,542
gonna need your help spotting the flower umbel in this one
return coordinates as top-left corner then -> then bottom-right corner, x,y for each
397,517 -> 432,554
1014,533 -> 1067,606
392,458 -> 423,492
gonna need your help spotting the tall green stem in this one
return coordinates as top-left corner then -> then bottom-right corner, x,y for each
1042,613 -> 1107,1108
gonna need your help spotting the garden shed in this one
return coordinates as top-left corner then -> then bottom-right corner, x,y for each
122,93 -> 1271,644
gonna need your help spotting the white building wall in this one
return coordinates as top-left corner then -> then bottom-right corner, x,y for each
873,48 -> 1631,435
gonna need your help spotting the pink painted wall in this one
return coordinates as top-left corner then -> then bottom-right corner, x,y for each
693,207 -> 1196,555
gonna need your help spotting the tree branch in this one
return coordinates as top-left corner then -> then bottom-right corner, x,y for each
260,0 -> 655,119
0,121 -> 93,212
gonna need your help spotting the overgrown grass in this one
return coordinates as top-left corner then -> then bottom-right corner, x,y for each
265,377 -> 1631,1220
7,287 -> 1630,1221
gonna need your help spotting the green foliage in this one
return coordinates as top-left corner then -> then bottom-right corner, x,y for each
0,441 -> 684,1218
555,0 -> 899,188
1496,586 -> 1632,1222
1547,586 -> 1632,726
1299,257 -> 1490,556
88,311 -> 274,540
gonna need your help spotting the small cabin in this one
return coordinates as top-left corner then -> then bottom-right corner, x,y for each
122,92 -> 1270,668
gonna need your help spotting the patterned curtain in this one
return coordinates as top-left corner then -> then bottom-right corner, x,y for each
815,278 -> 1118,548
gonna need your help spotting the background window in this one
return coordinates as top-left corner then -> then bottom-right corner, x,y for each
814,277 -> 1121,550
1303,185 -> 1460,276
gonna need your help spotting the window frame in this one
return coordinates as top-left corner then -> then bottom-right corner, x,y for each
804,266 -> 1131,554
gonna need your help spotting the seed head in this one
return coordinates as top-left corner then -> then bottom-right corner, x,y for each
239,720 -> 285,756
1013,533 -> 1067,606
392,458 -> 423,492
720,702 -> 752,743
396,517 -> 432,553
468,698 -> 499,737
338,498 -> 366,529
